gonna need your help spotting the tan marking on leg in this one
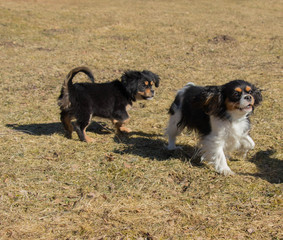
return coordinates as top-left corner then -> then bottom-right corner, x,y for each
112,119 -> 131,133
75,115 -> 94,142
62,114 -> 73,138
119,126 -> 132,133
83,129 -> 94,143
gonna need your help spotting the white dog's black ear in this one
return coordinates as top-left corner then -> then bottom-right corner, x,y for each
142,70 -> 160,87
252,86 -> 263,106
194,86 -> 223,115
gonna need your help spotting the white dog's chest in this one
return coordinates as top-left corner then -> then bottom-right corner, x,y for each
210,116 -> 249,151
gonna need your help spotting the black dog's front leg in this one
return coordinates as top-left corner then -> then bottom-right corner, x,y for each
111,109 -> 131,133
112,119 -> 131,133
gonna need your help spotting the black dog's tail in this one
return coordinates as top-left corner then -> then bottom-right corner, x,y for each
66,66 -> 95,89
58,66 -> 95,110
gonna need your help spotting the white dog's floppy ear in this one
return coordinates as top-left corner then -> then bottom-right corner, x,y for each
142,70 -> 160,87
193,86 -> 223,115
252,86 -> 262,106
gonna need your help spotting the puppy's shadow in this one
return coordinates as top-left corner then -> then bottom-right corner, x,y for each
7,122 -> 201,165
248,149 -> 283,184
114,131 -> 200,163
6,121 -> 112,136
6,122 -> 62,136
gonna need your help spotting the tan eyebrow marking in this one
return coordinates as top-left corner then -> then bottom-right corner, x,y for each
235,87 -> 242,92
150,81 -> 153,85
246,86 -> 251,92
144,81 -> 149,86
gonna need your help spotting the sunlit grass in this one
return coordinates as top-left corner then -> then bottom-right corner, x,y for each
0,0 -> 282,239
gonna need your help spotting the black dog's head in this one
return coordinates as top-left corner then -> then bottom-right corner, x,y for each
194,80 -> 262,119
121,70 -> 160,101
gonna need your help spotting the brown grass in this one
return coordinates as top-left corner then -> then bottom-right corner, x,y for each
0,0 -> 282,239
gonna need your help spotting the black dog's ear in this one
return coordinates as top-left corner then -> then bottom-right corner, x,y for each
193,86 -> 223,115
142,70 -> 160,87
121,71 -> 141,101
121,71 -> 140,86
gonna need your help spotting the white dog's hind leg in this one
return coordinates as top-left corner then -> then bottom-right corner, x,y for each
166,109 -> 184,150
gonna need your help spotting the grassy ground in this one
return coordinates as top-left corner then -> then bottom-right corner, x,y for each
0,0 -> 282,239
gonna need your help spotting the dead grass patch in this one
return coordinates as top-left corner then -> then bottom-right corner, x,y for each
0,0 -> 282,239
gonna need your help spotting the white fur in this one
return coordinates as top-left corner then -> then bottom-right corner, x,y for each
166,108 -> 184,150
199,115 -> 253,175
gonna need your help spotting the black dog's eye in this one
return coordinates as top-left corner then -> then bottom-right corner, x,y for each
143,81 -> 149,87
142,81 -> 151,88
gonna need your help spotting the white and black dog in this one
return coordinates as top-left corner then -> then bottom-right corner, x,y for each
166,80 -> 262,175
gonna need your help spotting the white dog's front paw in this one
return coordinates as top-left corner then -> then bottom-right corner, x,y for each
241,136 -> 255,151
216,166 -> 235,176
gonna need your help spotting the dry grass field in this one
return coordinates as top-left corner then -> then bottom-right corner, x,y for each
0,0 -> 282,239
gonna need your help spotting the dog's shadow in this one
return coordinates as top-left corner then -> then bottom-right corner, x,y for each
6,122 -> 62,136
6,121 -> 113,136
6,122 -> 201,164
114,131 -> 201,163
248,149 -> 283,184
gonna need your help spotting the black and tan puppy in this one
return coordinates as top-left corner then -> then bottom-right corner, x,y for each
58,66 -> 160,142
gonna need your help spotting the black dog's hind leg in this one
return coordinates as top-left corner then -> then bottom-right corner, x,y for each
74,113 -> 94,143
60,111 -> 73,139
